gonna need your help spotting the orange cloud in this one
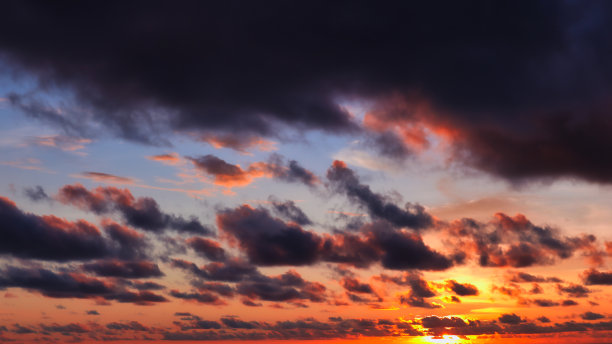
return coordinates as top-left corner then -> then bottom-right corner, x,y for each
146,152 -> 182,165
72,172 -> 137,184
200,134 -> 277,155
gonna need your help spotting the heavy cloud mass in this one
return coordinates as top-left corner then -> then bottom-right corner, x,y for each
3,1 -> 612,182
0,196 -> 147,261
2,2 -> 612,343
57,184 -> 212,235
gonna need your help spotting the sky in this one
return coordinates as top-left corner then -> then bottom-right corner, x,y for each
1,1 -> 612,343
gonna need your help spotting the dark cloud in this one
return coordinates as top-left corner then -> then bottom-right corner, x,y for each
101,220 -> 150,260
386,273 -> 438,308
340,277 -> 375,295
562,299 -> 579,306
192,282 -> 234,297
498,314 -> 524,325
188,154 -> 318,188
0,265 -> 167,305
326,161 -> 433,230
12,324 -> 36,334
40,323 -> 88,334
170,256 -> 326,306
326,221 -> 452,270
583,269 -> 612,285
170,258 -> 258,282
82,260 -> 164,279
220,317 -> 260,330
57,184 -> 212,235
3,1 -> 612,183
170,290 -> 224,305
106,321 -> 149,331
86,310 -> 99,315
236,270 -> 326,303
268,197 -> 312,226
399,294 -> 441,309
446,280 -> 479,296
23,185 -> 50,202
421,316 -> 467,329
362,221 -> 452,270
187,237 -> 227,262
507,271 -> 563,283
266,154 -> 319,187
581,312 -> 605,321
217,205 -> 322,266
556,283 -> 591,298
532,299 -> 560,307
218,202 -> 450,270
440,213 -> 597,268
0,196 -> 142,261
127,280 -> 165,291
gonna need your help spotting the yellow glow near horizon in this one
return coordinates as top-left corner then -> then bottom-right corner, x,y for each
417,335 -> 465,344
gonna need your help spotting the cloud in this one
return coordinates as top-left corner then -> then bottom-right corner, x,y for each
187,237 -> 227,262
27,135 -> 91,153
106,321 -> 149,331
57,184 -> 213,235
146,153 -> 182,166
359,221 -> 453,270
440,213 -> 599,268
581,312 -> 604,321
340,277 -> 376,295
170,258 -> 258,282
0,265 -> 167,305
326,161 -> 433,230
199,134 -> 277,154
73,172 -> 137,184
188,154 -> 318,189
4,2 -> 612,184
556,283 -> 591,298
381,272 -> 439,309
169,290 -> 225,305
82,260 -> 164,279
445,280 -> 479,296
23,185 -> 50,202
268,197 -> 312,226
498,314 -> 524,325
217,205 -> 322,266
217,204 -> 451,270
236,270 -> 326,304
583,269 -> 612,285
507,271 -> 563,283
0,196 -> 143,261
266,154 -> 319,187
420,316 -> 467,329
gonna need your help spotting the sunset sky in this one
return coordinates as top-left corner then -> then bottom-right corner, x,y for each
1,1 -> 612,343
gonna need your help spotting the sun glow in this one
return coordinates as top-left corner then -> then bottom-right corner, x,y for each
419,335 -> 464,344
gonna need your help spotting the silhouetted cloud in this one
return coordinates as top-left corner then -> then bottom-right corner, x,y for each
0,265 -> 167,305
57,184 -> 212,235
583,269 -> 612,285
0,196 -> 144,261
82,260 -> 164,279
581,312 -> 604,321
507,271 -> 563,283
440,213 -> 598,268
4,2 -> 612,184
268,197 -> 312,226
326,161 -> 432,230
446,280 -> 479,296
217,205 -> 321,266
187,238 -> 227,262
23,185 -> 50,202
